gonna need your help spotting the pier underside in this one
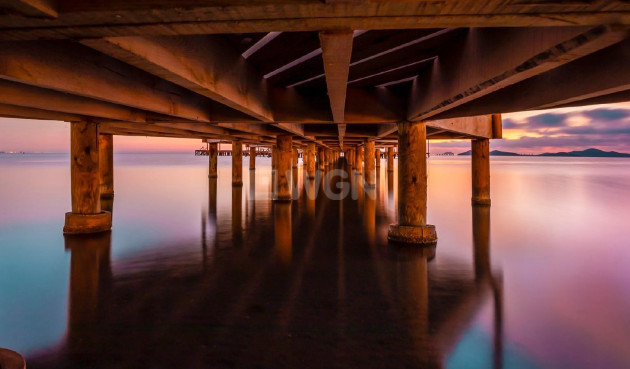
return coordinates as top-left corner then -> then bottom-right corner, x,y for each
1,0 -> 629,241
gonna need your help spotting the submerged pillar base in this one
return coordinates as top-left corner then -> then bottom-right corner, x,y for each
471,197 -> 491,206
63,211 -> 112,234
0,348 -> 25,369
388,224 -> 437,245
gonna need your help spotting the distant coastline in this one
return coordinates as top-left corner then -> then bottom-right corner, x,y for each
457,148 -> 630,158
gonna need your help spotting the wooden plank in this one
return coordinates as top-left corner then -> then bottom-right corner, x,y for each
82,35 -> 274,122
319,31 -> 353,124
408,26 -> 629,121
0,80 -> 147,122
0,102 -> 80,121
426,115 -> 494,139
0,41 -> 213,122
427,37 -> 630,119
0,0 -> 57,18
2,2 -> 630,40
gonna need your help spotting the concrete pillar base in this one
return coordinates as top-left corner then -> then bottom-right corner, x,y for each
388,224 -> 437,245
471,197 -> 491,206
0,348 -> 25,369
63,211 -> 112,234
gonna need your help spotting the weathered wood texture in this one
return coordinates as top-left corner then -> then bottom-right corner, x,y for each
250,146 -> 256,170
471,139 -> 491,206
306,143 -> 316,179
98,134 -> 114,198
209,143 -> 218,178
70,121 -> 101,214
365,141 -> 375,187
397,121 -> 427,227
232,140 -> 243,186
276,135 -> 292,201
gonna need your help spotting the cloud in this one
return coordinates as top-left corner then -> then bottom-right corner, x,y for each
583,109 -> 630,121
527,113 -> 568,128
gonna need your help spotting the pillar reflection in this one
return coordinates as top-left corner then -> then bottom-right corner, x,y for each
232,185 -> 243,247
364,187 -> 376,244
274,203 -> 292,266
65,232 -> 112,348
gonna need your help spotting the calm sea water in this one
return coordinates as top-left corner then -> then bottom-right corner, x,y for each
1,153 -> 630,368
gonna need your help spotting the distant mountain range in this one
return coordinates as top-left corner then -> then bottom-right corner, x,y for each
458,148 -> 630,158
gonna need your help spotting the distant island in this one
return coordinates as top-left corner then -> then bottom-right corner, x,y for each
458,148 -> 630,158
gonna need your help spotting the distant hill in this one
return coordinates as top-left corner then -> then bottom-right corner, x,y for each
458,148 -> 630,157
458,150 -> 521,156
539,148 -> 630,157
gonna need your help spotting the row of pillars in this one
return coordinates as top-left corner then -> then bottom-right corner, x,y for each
62,121 -> 491,247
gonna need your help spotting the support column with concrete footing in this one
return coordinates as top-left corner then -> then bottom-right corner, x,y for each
306,143 -> 316,179
249,146 -> 256,171
472,139 -> 491,206
99,134 -> 114,199
387,147 -> 395,172
232,140 -> 243,187
64,121 -> 112,234
365,141 -> 375,187
292,147 -> 298,168
276,135 -> 292,202
208,143 -> 218,178
388,121 -> 437,245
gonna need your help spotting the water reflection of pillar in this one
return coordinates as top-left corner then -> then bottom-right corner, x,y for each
292,167 -> 299,200
393,246 -> 439,367
306,179 -> 316,219
387,170 -> 394,219
248,173 -> 256,230
206,177 -> 218,265
472,204 -> 503,369
232,185 -> 243,247
65,232 -> 112,348
364,187 -> 376,244
274,202 -> 292,266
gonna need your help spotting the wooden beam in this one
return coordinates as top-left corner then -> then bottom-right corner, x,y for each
0,102 -> 80,121
0,80 -> 147,122
426,115 -> 495,139
3,3 -> 630,41
0,42 -> 213,122
319,31 -> 353,124
0,0 -> 57,18
408,26 -> 629,121
428,38 -> 630,119
82,35 -> 274,122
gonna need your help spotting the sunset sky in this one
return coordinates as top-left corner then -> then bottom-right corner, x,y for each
1,102 -> 630,155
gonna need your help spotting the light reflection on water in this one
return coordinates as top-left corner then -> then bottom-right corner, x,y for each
1,153 -> 630,368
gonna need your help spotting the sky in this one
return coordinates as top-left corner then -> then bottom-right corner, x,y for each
1,102 -> 630,154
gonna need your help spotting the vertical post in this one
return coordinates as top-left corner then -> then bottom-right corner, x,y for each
275,202 -> 292,265
375,148 -> 381,168
306,143 -> 316,179
276,135 -> 292,202
472,138 -> 491,206
318,147 -> 325,171
208,143 -> 218,178
249,146 -> 256,170
387,147 -> 395,172
64,121 -> 112,234
355,146 -> 363,174
99,134 -> 114,198
365,141 -> 375,187
292,147 -> 299,168
388,121 -> 437,245
271,145 -> 277,171
232,140 -> 243,186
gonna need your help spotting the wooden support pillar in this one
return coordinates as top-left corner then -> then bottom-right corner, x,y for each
365,141 -> 375,187
292,147 -> 299,168
387,147 -> 395,172
318,147 -> 325,171
232,140 -> 243,186
208,143 -> 218,178
306,143 -> 316,179
271,145 -> 277,171
472,139 -> 491,206
355,146 -> 363,174
249,146 -> 256,170
375,149 -> 381,167
276,135 -> 292,202
98,134 -> 114,198
64,121 -> 112,234
388,121 -> 437,245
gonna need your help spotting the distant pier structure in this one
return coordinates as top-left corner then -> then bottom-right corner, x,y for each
1,1 -> 629,243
